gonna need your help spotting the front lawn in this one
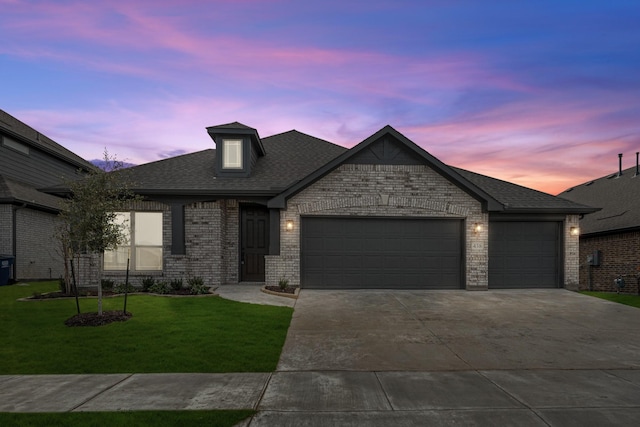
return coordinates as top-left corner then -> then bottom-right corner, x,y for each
0,282 -> 292,374
581,291 -> 640,309
0,410 -> 254,427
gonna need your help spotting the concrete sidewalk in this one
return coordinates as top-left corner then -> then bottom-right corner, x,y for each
2,369 -> 640,426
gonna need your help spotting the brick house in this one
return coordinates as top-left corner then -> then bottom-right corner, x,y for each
0,109 -> 96,282
90,122 -> 595,291
559,154 -> 640,293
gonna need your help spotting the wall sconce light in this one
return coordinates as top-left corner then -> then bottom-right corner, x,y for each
473,223 -> 483,234
285,220 -> 294,231
570,226 -> 580,236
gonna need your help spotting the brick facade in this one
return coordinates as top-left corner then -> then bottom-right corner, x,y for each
82,199 -> 241,289
266,164 -> 489,289
0,205 -> 12,256
72,167 -> 580,292
564,215 -> 581,290
15,208 -> 64,281
578,231 -> 640,294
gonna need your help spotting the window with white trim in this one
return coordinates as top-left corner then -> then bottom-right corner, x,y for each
222,139 -> 243,169
104,212 -> 163,271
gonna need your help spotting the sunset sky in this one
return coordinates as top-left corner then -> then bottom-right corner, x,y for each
1,0 -> 639,195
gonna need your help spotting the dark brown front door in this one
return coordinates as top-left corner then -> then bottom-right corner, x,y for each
241,205 -> 269,282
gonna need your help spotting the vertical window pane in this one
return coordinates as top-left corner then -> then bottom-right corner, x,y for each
223,139 -> 242,168
135,212 -> 162,245
115,212 -> 131,245
104,246 -> 130,270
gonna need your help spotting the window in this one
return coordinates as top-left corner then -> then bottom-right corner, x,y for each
222,139 -> 243,169
2,136 -> 30,155
104,212 -> 163,271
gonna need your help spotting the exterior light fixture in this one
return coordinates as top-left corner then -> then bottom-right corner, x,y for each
473,223 -> 483,234
285,220 -> 294,231
570,226 -> 580,236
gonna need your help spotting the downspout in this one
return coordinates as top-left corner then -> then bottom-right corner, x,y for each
11,203 -> 27,281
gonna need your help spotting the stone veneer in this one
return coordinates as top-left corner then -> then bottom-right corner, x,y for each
266,164 -> 488,290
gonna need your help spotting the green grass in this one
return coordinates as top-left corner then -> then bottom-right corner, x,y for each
0,282 -> 292,374
0,410 -> 254,427
581,291 -> 640,309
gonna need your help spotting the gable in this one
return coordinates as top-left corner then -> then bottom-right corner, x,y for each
268,125 -> 503,211
347,135 -> 423,165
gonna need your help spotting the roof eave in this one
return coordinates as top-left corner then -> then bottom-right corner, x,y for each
498,206 -> 601,215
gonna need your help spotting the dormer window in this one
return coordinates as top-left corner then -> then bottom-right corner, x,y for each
207,121 -> 266,178
222,139 -> 243,169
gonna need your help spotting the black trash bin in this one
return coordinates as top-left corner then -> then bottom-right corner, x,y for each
0,255 -> 15,286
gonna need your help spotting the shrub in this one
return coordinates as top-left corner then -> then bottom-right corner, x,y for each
149,281 -> 170,294
140,276 -> 155,292
278,277 -> 289,290
187,276 -> 208,295
101,279 -> 115,292
114,282 -> 137,294
170,278 -> 184,291
58,277 -> 66,293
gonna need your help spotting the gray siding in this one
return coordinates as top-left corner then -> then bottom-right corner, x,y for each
0,141 -> 80,188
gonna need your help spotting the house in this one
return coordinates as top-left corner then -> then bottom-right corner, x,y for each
558,153 -> 640,293
79,121 -> 595,291
0,109 -> 96,282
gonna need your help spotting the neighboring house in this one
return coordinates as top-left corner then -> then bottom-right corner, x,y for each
80,122 -> 595,291
0,109 -> 96,282
558,154 -> 640,293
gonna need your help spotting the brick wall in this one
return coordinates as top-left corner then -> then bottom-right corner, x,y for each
15,208 -> 64,281
578,230 -> 640,294
266,164 -> 488,289
0,205 -> 12,255
564,215 -> 581,290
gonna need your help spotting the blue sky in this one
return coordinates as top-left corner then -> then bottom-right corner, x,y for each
1,0 -> 639,194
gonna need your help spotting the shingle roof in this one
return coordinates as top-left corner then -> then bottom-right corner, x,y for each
124,129 -> 347,196
124,124 -> 597,215
0,175 -> 62,211
0,109 -> 96,171
558,166 -> 640,235
454,167 -> 597,214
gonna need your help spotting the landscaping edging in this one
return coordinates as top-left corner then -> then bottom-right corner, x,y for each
261,285 -> 300,299
18,288 -> 218,302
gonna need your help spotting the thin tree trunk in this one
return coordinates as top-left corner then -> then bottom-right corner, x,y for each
70,257 -> 80,314
97,253 -> 103,316
123,257 -> 130,314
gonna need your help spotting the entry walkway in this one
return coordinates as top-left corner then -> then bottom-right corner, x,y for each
3,287 -> 640,426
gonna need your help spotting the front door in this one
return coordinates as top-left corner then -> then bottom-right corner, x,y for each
240,205 -> 269,282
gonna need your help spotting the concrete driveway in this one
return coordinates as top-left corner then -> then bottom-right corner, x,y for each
277,289 -> 640,371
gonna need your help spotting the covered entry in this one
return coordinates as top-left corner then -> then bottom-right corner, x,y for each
489,221 -> 562,288
300,217 -> 463,289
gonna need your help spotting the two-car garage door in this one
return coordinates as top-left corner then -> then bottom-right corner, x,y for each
301,217 -> 463,289
300,217 -> 562,289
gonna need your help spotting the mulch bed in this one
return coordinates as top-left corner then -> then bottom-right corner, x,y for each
65,311 -> 132,327
264,285 -> 298,295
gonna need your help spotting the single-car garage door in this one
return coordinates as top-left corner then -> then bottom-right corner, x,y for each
489,221 -> 561,289
301,217 -> 463,289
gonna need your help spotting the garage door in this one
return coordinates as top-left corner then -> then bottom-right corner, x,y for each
301,217 -> 463,289
489,221 -> 561,289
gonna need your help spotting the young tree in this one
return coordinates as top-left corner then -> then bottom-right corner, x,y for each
57,151 -> 137,315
